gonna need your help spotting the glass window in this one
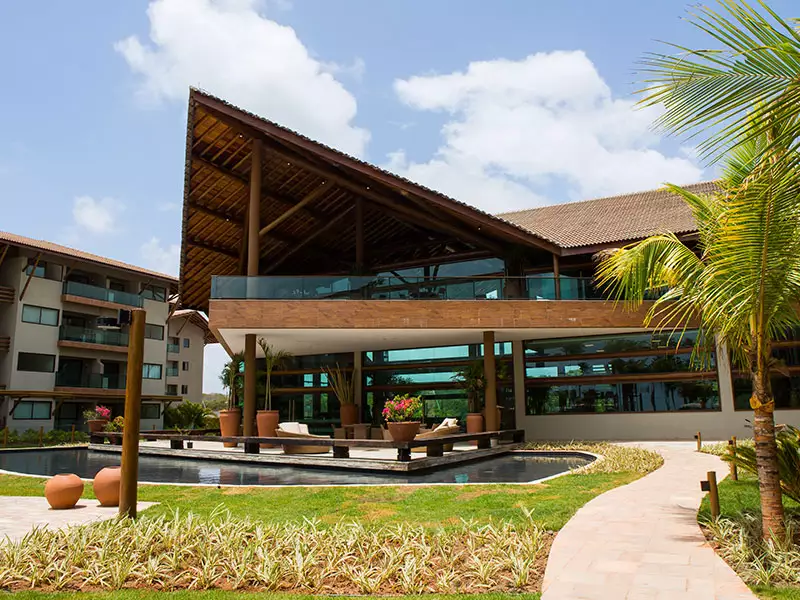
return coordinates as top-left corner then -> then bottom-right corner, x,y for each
144,324 -> 164,341
183,338 -> 190,348
25,258 -> 46,278
525,379 -> 720,415
13,401 -> 51,420
141,404 -> 160,419
733,376 -> 800,410
166,384 -> 178,395
21,305 -> 59,326
182,361 -> 189,371
525,331 -> 701,359
17,352 -> 56,373
142,363 -> 162,379
525,352 -> 711,379
141,285 -> 167,302
181,385 -> 188,395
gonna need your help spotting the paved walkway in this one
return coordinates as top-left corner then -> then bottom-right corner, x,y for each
0,497 -> 155,542
542,442 -> 756,600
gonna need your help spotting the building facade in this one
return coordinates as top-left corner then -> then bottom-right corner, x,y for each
178,89 -> 800,441
0,232 -> 210,433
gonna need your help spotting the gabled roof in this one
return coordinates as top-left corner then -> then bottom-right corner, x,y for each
0,230 -> 177,283
170,308 -> 217,345
498,181 -> 719,250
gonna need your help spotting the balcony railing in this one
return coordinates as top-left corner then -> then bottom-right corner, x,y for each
167,343 -> 180,354
63,280 -> 143,308
166,367 -> 179,377
211,275 -> 624,301
55,371 -> 127,390
59,325 -> 129,347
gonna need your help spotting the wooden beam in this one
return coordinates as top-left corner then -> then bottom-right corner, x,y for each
0,244 -> 9,271
265,206 -> 354,274
189,201 -> 243,225
238,198 -> 249,275
552,254 -> 561,300
19,252 -> 41,301
370,250 -> 491,272
258,183 -> 330,238
248,139 -> 262,276
355,197 -> 365,273
186,237 -> 239,259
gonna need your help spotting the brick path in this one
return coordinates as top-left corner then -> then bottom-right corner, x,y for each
0,496 -> 155,542
541,442 -> 756,600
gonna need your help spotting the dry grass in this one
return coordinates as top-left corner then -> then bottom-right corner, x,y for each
522,441 -> 663,475
0,509 -> 551,594
701,438 -> 755,457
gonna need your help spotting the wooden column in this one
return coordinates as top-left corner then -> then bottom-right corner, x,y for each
483,331 -> 498,431
243,139 -> 262,437
119,309 -> 145,519
353,351 -> 363,418
552,254 -> 561,300
355,197 -> 365,274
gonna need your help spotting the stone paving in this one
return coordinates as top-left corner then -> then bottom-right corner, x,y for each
0,496 -> 155,542
541,442 -> 756,600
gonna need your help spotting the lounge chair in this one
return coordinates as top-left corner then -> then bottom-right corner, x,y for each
411,418 -> 460,453
276,422 -> 331,455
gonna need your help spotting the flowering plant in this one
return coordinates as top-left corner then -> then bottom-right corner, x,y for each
382,394 -> 423,423
83,405 -> 111,422
104,416 -> 125,432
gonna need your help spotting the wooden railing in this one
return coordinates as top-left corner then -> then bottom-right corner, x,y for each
0,286 -> 14,304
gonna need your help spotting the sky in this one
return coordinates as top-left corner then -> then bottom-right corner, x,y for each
1,0 -> 793,394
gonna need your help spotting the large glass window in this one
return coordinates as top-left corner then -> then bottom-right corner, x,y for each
17,352 -> 56,373
141,285 -> 167,302
141,404 -> 161,419
142,363 -> 162,379
144,323 -> 164,340
13,401 -> 51,420
733,376 -> 800,410
21,304 -> 59,326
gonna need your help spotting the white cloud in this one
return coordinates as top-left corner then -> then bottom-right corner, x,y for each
72,196 -> 124,234
204,343 -> 229,393
388,51 -> 703,212
115,0 -> 369,156
140,237 -> 180,276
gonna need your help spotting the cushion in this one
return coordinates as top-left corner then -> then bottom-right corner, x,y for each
279,422 -> 302,434
434,418 -> 458,431
299,424 -> 310,435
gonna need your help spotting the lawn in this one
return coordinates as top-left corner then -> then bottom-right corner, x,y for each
0,593 -> 541,600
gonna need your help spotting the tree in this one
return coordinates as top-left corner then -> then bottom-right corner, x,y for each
639,0 -> 800,165
257,338 -> 293,411
596,129 -> 800,541
219,351 -> 245,411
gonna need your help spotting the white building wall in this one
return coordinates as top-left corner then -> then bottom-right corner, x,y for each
166,316 -> 205,404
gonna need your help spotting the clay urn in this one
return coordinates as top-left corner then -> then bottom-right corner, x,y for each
387,421 -> 421,442
219,408 -> 241,448
87,419 -> 108,434
256,409 -> 280,448
44,474 -> 84,510
340,403 -> 358,427
93,466 -> 121,507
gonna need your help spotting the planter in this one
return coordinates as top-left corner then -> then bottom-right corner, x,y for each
387,421 -> 421,442
87,419 -> 108,434
170,439 -> 184,450
340,403 -> 358,427
219,408 -> 241,448
256,409 -> 280,448
44,474 -> 84,509
466,413 -> 484,445
93,466 -> 121,507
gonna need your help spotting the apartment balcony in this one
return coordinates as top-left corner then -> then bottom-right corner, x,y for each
166,366 -> 179,377
58,325 -> 129,353
167,343 -> 180,354
0,286 -> 14,304
55,371 -> 127,391
208,275 -> 673,355
0,335 -> 9,352
62,280 -> 143,309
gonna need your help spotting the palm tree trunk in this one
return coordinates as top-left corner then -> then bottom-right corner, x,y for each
752,366 -> 785,541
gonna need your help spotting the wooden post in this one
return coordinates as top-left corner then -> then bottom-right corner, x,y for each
552,254 -> 561,300
19,253 -> 42,301
38,426 -> 43,447
119,309 -> 145,519
695,431 -> 702,451
355,197 -> 365,274
728,436 -> 738,481
243,334 -> 256,437
707,471 -> 720,519
70,424 -> 75,444
483,331 -> 498,432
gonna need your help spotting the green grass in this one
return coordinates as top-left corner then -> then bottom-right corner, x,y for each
698,472 -> 800,521
0,470 -> 638,530
0,593 -> 540,600
753,587 -> 800,600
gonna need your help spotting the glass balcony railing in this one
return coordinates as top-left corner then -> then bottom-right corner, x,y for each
55,371 -> 127,390
167,343 -> 180,354
63,280 -> 143,308
166,367 -> 179,377
210,275 -> 631,301
59,325 -> 129,347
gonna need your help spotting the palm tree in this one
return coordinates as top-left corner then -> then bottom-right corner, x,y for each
219,351 -> 245,411
638,0 -> 800,164
257,338 -> 292,411
596,126 -> 800,542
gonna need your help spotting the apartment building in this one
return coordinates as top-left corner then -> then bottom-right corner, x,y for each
0,231 -> 210,433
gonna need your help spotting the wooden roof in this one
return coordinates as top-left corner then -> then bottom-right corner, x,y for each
179,89 -> 559,312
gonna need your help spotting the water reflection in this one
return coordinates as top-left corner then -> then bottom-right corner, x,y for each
0,449 -> 591,486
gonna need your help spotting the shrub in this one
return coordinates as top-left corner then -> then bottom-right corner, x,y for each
103,416 -> 124,432
523,441 -> 664,474
0,510 -> 551,593
164,401 -> 211,430
82,405 -> 111,422
382,394 -> 423,423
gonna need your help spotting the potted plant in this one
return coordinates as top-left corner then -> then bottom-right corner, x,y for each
83,405 -> 111,433
103,416 -> 124,445
256,339 -> 292,448
324,363 -> 357,426
452,361 -> 486,435
382,394 -> 424,442
219,351 -> 244,448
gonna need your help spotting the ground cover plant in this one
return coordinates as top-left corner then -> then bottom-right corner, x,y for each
0,593 -> 542,600
522,441 -> 664,475
0,429 -> 89,449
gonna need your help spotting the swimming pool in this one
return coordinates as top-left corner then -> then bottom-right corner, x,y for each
0,448 -> 593,486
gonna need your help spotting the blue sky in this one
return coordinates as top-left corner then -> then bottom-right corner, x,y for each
1,0 -> 793,392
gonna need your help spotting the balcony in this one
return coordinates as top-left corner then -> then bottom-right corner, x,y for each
59,325 -> 129,349
0,286 -> 14,304
55,371 -> 127,390
167,343 -> 180,354
62,280 -> 143,308
0,335 -> 9,352
166,366 -> 179,377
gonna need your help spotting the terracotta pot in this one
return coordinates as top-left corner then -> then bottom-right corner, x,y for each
219,408 -> 241,448
340,403 -> 358,427
256,409 -> 280,448
93,466 -> 121,507
387,421 -> 421,442
466,413 -> 485,446
87,419 -> 108,434
44,474 -> 84,510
